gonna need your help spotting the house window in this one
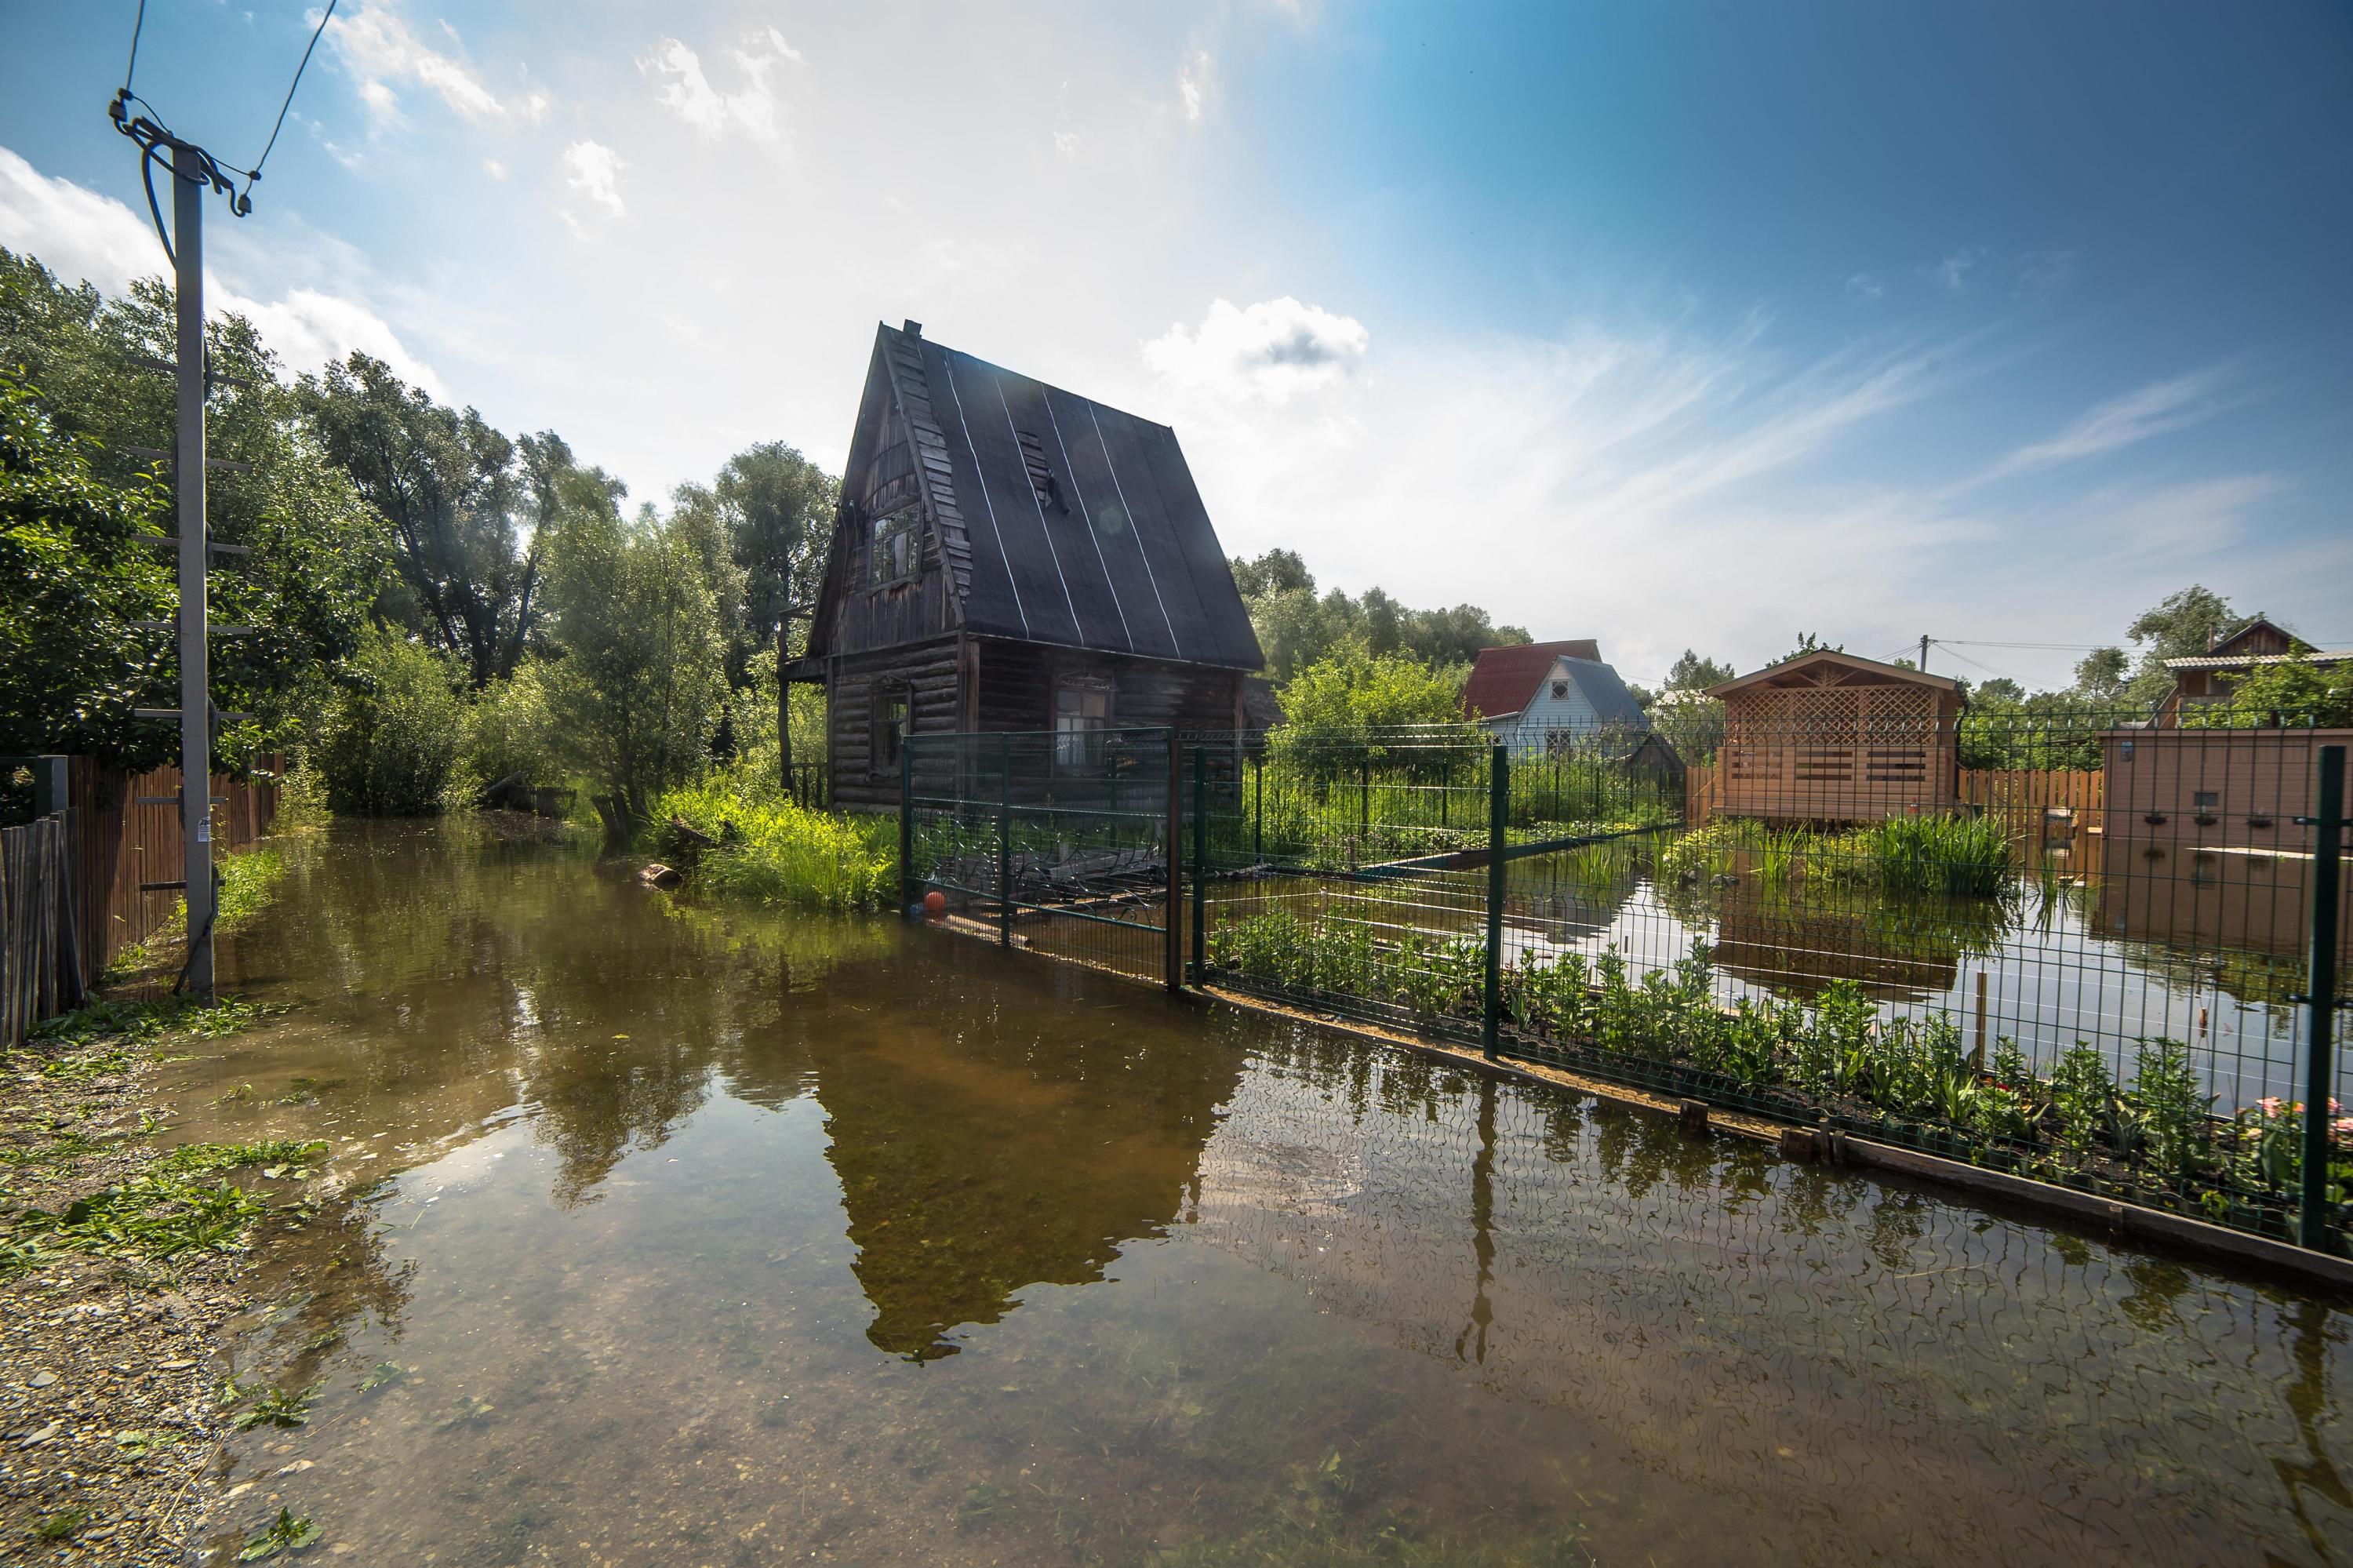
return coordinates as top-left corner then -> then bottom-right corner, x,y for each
1551,679 -> 1569,699
870,690 -> 907,778
870,509 -> 918,585
1053,678 -> 1111,769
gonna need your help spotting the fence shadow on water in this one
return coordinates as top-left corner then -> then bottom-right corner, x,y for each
906,715 -> 2351,1255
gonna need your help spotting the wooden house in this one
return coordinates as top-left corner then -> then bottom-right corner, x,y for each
791,322 -> 1265,807
1462,639 -> 1648,754
1704,651 -> 1963,823
2157,617 -> 2352,726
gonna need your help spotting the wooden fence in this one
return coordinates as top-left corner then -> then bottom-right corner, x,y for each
1685,762 -> 2103,846
2,814 -> 84,1048
68,755 -> 282,977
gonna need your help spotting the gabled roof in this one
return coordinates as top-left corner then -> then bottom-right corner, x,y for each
1461,639 -> 1602,719
813,322 -> 1264,671
2204,616 -> 2300,661
1707,649 -> 1963,700
2165,649 -> 2353,672
1555,656 -> 1647,728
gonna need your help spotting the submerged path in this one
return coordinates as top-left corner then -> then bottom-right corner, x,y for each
163,820 -> 2350,1566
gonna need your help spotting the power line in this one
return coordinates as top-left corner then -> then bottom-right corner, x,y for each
122,0 -> 147,97
245,0 -> 338,191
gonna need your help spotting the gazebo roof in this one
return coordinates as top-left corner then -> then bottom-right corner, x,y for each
1705,649 -> 1964,700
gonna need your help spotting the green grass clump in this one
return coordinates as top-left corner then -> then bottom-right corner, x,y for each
656,777 -> 896,912
1660,812 -> 2011,899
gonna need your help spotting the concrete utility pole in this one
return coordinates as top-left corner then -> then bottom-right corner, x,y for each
1919,634 -> 1930,673
172,143 -> 216,999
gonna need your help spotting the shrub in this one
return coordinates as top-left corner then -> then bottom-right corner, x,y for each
656,776 -> 895,912
464,661 -> 559,789
315,633 -> 464,817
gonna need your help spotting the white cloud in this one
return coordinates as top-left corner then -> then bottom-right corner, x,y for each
0,146 -> 440,394
562,140 -> 626,219
1845,271 -> 1884,300
1179,51 -> 1212,122
642,28 -> 802,145
1933,248 -> 1983,292
325,0 -> 508,128
1144,297 -> 1369,404
482,158 -> 506,180
522,90 -> 551,124
1986,368 -> 2232,478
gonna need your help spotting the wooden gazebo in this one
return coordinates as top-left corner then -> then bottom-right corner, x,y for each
1704,652 -> 1963,823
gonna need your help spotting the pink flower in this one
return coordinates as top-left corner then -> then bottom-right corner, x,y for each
2260,1097 -> 2285,1117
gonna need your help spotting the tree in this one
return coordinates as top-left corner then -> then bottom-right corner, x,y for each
1230,548 -> 1315,599
1973,677 -> 2027,704
1273,643 -> 1467,780
1228,546 -> 1529,682
2072,646 -> 2129,699
0,376 -> 175,773
303,353 -> 571,688
541,499 -> 727,835
1663,649 -> 1735,692
2119,585 -> 2246,705
1771,633 -> 1843,665
315,631 -> 467,816
670,442 -> 836,791
0,249 -> 385,767
2186,660 -> 2353,729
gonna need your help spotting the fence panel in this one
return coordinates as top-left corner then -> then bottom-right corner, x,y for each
1,813 -> 83,1048
67,755 -> 282,978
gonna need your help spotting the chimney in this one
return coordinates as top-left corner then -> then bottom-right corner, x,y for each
902,318 -> 923,338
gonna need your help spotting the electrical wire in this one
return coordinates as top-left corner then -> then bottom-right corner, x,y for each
243,0 -> 338,194
122,0 -> 147,97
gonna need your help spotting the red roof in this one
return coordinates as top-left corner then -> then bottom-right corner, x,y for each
1461,640 -> 1602,719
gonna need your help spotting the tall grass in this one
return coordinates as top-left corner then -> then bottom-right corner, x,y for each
1660,812 -> 2011,899
657,777 -> 897,913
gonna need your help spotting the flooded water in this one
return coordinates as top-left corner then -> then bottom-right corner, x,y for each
170,820 -> 2350,1565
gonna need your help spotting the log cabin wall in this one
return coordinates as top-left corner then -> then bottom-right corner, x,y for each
827,638 -> 964,809
973,639 -> 1244,733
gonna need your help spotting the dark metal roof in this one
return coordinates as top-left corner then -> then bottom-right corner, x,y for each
883,324 -> 1264,671
1555,657 -> 1647,729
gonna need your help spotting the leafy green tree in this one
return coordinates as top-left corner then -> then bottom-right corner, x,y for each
0,250 -> 385,767
1279,643 -> 1465,737
302,353 -> 580,688
0,376 -> 174,772
1664,649 -> 1736,692
464,661 -> 559,789
315,631 -> 467,816
1973,677 -> 2026,704
2071,646 -> 2129,698
1230,548 -> 1315,598
1229,547 -> 1529,681
1770,632 -> 1844,665
2119,585 -> 2243,705
542,500 -> 726,835
669,442 -> 836,788
2184,659 -> 2353,728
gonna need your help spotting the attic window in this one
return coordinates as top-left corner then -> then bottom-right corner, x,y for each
1015,430 -> 1067,513
871,508 -> 918,584
1551,679 -> 1569,699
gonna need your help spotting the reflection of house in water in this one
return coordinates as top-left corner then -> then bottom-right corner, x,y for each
1498,848 -> 1642,950
808,1013 -> 1242,1360
2091,829 -> 2349,1008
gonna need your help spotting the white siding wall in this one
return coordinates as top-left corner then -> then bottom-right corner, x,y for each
1493,659 -> 1601,753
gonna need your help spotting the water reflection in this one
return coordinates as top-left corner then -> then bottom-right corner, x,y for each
154,822 -> 2353,1566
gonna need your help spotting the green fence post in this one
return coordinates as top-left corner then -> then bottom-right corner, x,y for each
898,737 -> 914,912
2300,743 -> 2344,1252
1253,755 -> 1264,865
1360,751 -> 1372,843
1165,730 -> 1182,991
1191,746 -> 1209,985
1484,740 -> 1507,1059
997,733 -> 1013,948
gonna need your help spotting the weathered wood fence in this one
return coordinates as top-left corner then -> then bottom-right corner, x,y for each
0,756 -> 281,1043
1685,762 -> 2103,841
1,813 -> 84,1048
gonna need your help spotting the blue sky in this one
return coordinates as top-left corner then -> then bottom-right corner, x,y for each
4,1 -> 2351,687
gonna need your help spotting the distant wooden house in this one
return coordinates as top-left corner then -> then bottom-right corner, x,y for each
791,322 -> 1265,807
1704,651 -> 1963,822
2157,617 -> 2352,726
1462,639 -> 1648,753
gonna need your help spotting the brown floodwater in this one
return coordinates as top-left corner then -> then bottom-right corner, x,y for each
164,820 -> 2349,1565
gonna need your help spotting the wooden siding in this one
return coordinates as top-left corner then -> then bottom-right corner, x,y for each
1715,678 -> 1962,822
974,640 -> 1243,733
827,640 -> 965,809
69,756 -> 281,973
1687,763 -> 2097,841
2100,727 -> 2353,853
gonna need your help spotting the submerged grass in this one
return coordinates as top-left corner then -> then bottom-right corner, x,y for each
1660,812 -> 2012,899
656,776 -> 897,913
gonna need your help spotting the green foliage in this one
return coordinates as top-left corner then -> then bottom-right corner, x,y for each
2121,585 -> 2242,706
656,776 -> 896,911
1278,646 -> 1466,743
238,1508 -> 322,1560
543,500 -> 727,833
670,441 -> 837,692
1661,813 -> 2009,899
0,252 -> 386,769
1663,649 -> 1735,692
464,660 -> 559,788
317,632 -> 467,817
1229,548 -> 1529,682
2183,657 -> 2353,729
0,373 -> 174,768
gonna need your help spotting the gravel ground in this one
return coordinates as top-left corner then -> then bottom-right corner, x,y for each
0,1017 -> 296,1564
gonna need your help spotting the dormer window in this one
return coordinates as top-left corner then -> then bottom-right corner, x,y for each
871,508 -> 918,584
1016,430 -> 1067,513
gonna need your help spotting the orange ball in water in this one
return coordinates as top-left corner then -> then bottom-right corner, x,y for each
922,890 -> 947,917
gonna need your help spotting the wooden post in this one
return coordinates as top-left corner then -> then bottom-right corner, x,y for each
1971,970 -> 1988,1068
2299,744 -> 2344,1253
1165,730 -> 1183,991
897,734 -> 913,911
